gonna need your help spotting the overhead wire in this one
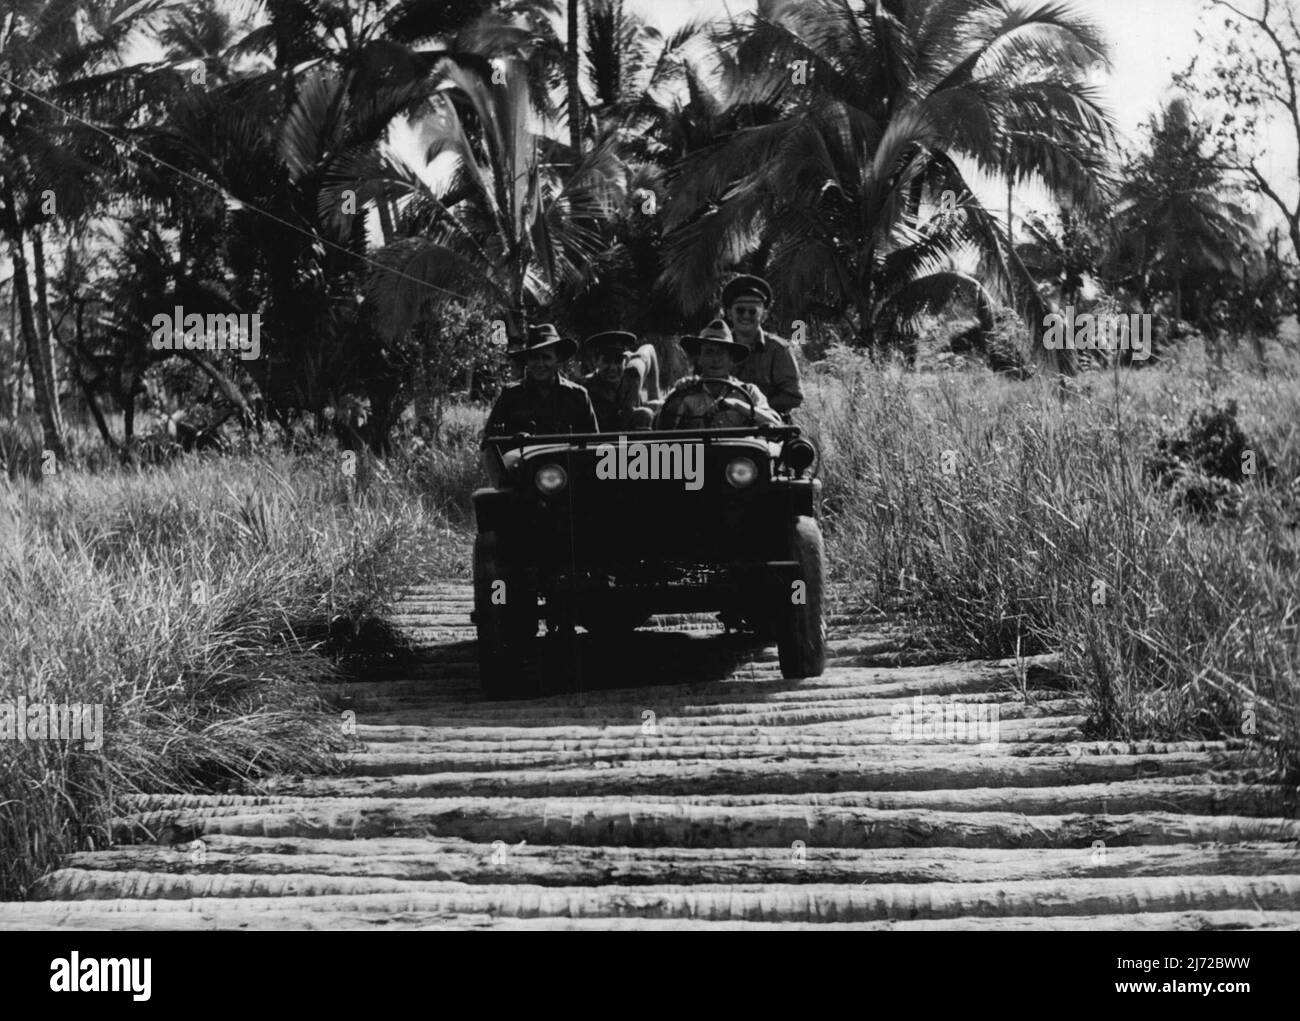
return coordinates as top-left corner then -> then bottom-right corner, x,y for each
0,69 -> 485,311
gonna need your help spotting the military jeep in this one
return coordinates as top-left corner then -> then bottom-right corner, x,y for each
472,422 -> 824,698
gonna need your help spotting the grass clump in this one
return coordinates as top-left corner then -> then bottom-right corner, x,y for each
805,343 -> 1300,778
0,449 -> 458,899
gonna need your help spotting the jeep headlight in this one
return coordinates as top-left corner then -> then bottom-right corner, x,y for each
535,463 -> 568,494
781,437 -> 816,473
725,457 -> 757,488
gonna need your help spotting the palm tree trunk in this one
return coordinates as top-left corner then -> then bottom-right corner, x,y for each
180,351 -> 255,426
567,0 -> 583,156
9,281 -> 21,416
1288,223 -> 1300,316
72,301 -> 118,452
861,251 -> 877,351
3,195 -> 65,460
123,388 -> 136,449
75,368 -> 118,452
414,330 -> 437,433
31,226 -> 63,435
1006,172 -> 1013,247
856,268 -> 876,351
907,177 -> 923,225
506,265 -> 529,352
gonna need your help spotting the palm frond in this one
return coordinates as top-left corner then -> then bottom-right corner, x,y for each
365,236 -> 503,340
280,67 -> 348,180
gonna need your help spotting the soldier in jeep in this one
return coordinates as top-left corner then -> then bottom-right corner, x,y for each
657,319 -> 783,430
579,330 -> 661,432
721,274 -> 804,418
481,324 -> 599,484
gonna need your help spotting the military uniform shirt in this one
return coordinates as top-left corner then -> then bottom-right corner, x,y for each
581,373 -> 628,431
657,376 -> 782,429
580,349 -> 654,431
483,375 -> 599,440
735,329 -> 804,413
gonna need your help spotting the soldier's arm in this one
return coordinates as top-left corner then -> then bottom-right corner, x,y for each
614,361 -> 645,418
574,387 -> 600,433
655,394 -> 678,429
481,389 -> 513,445
746,383 -> 783,426
767,344 -> 804,413
627,344 -> 661,401
655,383 -> 689,429
481,392 -> 513,484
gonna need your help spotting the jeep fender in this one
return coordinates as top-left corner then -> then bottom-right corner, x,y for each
472,488 -> 514,534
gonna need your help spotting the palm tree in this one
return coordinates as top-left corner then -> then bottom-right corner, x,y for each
557,1 -> 717,337
108,0 -> 511,449
1104,98 -> 1256,323
659,0 -> 1117,372
356,59 -> 626,345
582,0 -> 711,158
0,0 -> 173,460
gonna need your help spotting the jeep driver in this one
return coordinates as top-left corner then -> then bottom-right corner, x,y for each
657,319 -> 783,430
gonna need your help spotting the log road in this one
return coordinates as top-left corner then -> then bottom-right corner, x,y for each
4,582 -> 1298,930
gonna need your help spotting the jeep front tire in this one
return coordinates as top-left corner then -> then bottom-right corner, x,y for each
775,516 -> 826,679
472,531 -> 536,699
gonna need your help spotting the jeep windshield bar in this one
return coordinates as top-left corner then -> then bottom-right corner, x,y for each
484,425 -> 801,450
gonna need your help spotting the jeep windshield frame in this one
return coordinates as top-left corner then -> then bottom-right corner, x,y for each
483,425 -> 802,452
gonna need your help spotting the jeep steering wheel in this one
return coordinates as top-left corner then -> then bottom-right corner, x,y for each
696,377 -> 757,426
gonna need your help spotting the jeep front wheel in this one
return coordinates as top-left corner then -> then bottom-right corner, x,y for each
775,516 -> 826,679
472,531 -> 535,699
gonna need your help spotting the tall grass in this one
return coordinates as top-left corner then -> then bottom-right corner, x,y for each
805,342 -> 1300,777
0,448 -> 458,898
392,403 -> 488,532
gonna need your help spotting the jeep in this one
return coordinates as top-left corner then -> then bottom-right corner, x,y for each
473,418 -> 824,698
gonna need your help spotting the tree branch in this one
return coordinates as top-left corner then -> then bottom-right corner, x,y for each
1210,0 -> 1300,192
